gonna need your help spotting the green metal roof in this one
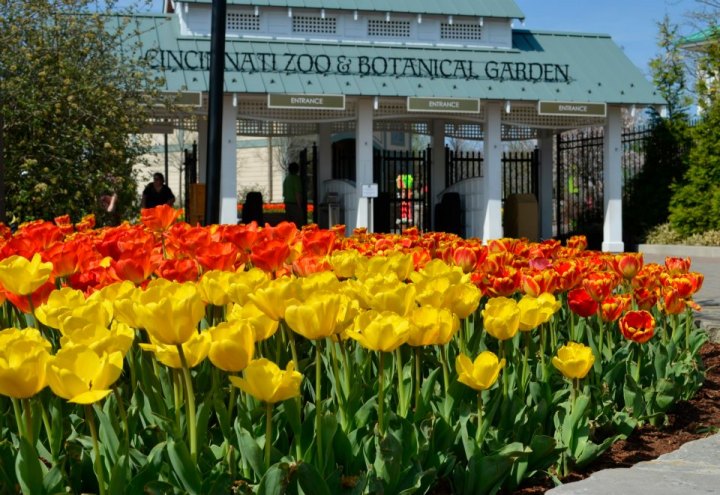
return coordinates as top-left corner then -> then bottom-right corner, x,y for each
681,27 -> 719,48
127,14 -> 663,106
177,0 -> 526,18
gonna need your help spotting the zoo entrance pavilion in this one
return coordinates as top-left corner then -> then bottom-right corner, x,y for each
132,0 -> 664,252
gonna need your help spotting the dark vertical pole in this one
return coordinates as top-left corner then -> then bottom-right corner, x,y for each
205,0 -> 227,225
164,133 -> 169,181
0,114 -> 5,223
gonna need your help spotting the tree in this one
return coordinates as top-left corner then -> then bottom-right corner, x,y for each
623,16 -> 693,243
668,20 -> 720,236
0,0 -> 164,226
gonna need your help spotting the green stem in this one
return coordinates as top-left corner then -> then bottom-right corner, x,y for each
521,332 -> 531,393
12,398 -> 26,440
596,312 -> 604,361
228,378 -> 237,421
265,402 -> 273,470
86,405 -> 107,495
395,348 -> 407,418
172,369 -> 183,431
315,340 -> 323,464
39,401 -> 57,461
328,339 -> 348,430
439,345 -> 450,396
414,348 -> 421,413
476,393 -> 484,444
634,344 -> 642,383
113,385 -> 130,450
378,352 -> 385,435
21,399 -> 33,446
283,321 -> 299,366
176,345 -> 198,463
540,324 -> 547,381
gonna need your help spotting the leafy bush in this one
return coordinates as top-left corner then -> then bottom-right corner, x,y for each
645,223 -> 720,246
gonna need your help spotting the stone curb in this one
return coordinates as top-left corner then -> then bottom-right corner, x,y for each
638,244 -> 720,258
547,434 -> 720,494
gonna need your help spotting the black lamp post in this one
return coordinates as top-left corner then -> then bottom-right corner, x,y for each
204,0 -> 227,225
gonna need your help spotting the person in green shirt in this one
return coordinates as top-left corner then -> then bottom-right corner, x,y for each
283,162 -> 304,227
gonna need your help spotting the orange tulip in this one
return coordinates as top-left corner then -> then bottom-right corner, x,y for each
582,271 -> 618,302
619,310 -> 655,344
141,205 -> 182,232
613,253 -> 643,280
250,239 -> 290,274
664,256 -> 691,275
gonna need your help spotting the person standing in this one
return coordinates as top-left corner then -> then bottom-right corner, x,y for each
141,173 -> 175,209
283,162 -> 304,227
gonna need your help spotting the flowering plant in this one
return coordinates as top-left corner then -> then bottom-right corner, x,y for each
0,211 -> 707,494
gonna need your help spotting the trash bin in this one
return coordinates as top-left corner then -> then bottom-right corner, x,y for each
319,192 -> 342,228
503,193 -> 538,241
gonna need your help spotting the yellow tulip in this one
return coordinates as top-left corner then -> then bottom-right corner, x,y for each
60,320 -> 135,356
105,281 -> 144,328
226,268 -> 270,305
413,275 -> 453,308
455,351 -> 506,391
345,310 -> 410,352
329,249 -> 365,279
517,295 -> 546,332
197,270 -> 236,306
407,306 -> 460,346
208,320 -> 255,372
482,297 -> 520,341
0,328 -> 51,398
285,292 -> 346,340
57,300 -> 113,335
247,277 -> 302,321
537,292 -> 561,320
229,358 -> 303,404
227,301 -> 279,342
0,253 -> 53,295
46,346 -> 124,404
362,252 -> 414,281
135,281 -> 206,345
368,279 -> 417,316
35,288 -> 86,329
298,272 -> 341,297
409,259 -> 464,284
139,331 -> 211,369
444,283 -> 481,319
552,342 -> 595,379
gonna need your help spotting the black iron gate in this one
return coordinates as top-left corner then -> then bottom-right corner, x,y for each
299,144 -> 318,225
374,148 -> 431,233
556,129 -> 605,242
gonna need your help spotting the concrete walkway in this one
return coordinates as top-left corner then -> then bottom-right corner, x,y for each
548,250 -> 720,495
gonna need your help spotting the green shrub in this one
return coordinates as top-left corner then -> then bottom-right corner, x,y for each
645,222 -> 720,246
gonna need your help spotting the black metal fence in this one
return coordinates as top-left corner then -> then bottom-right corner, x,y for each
445,146 -> 539,201
555,125 -> 655,241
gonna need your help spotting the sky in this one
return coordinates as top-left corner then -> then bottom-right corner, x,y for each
119,0 -> 700,76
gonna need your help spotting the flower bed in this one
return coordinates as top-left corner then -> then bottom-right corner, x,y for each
0,206 -> 707,495
237,202 -> 316,214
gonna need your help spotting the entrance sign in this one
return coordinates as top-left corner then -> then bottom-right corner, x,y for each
538,101 -> 607,117
407,97 -> 480,114
267,93 -> 345,110
362,184 -> 379,198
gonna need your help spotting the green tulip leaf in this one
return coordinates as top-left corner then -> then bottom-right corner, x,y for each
297,461 -> 331,495
95,404 -> 121,468
257,462 -> 291,495
235,423 -> 265,479
166,438 -> 202,495
108,454 -> 130,495
195,401 -> 212,451
15,436 -> 46,495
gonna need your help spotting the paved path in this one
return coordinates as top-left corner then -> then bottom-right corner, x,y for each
548,251 -> 720,495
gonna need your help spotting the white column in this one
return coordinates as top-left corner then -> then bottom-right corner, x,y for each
431,119 -> 446,230
318,123 -> 333,196
482,101 -> 503,241
355,97 -> 374,231
538,130 -> 555,240
219,95 -> 238,224
196,118 -> 208,184
602,105 -> 624,252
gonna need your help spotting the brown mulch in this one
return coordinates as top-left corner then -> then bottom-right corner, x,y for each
512,341 -> 720,493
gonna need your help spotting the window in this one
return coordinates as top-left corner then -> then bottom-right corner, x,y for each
227,12 -> 260,31
292,16 -> 337,34
368,19 -> 411,38
440,23 -> 483,40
